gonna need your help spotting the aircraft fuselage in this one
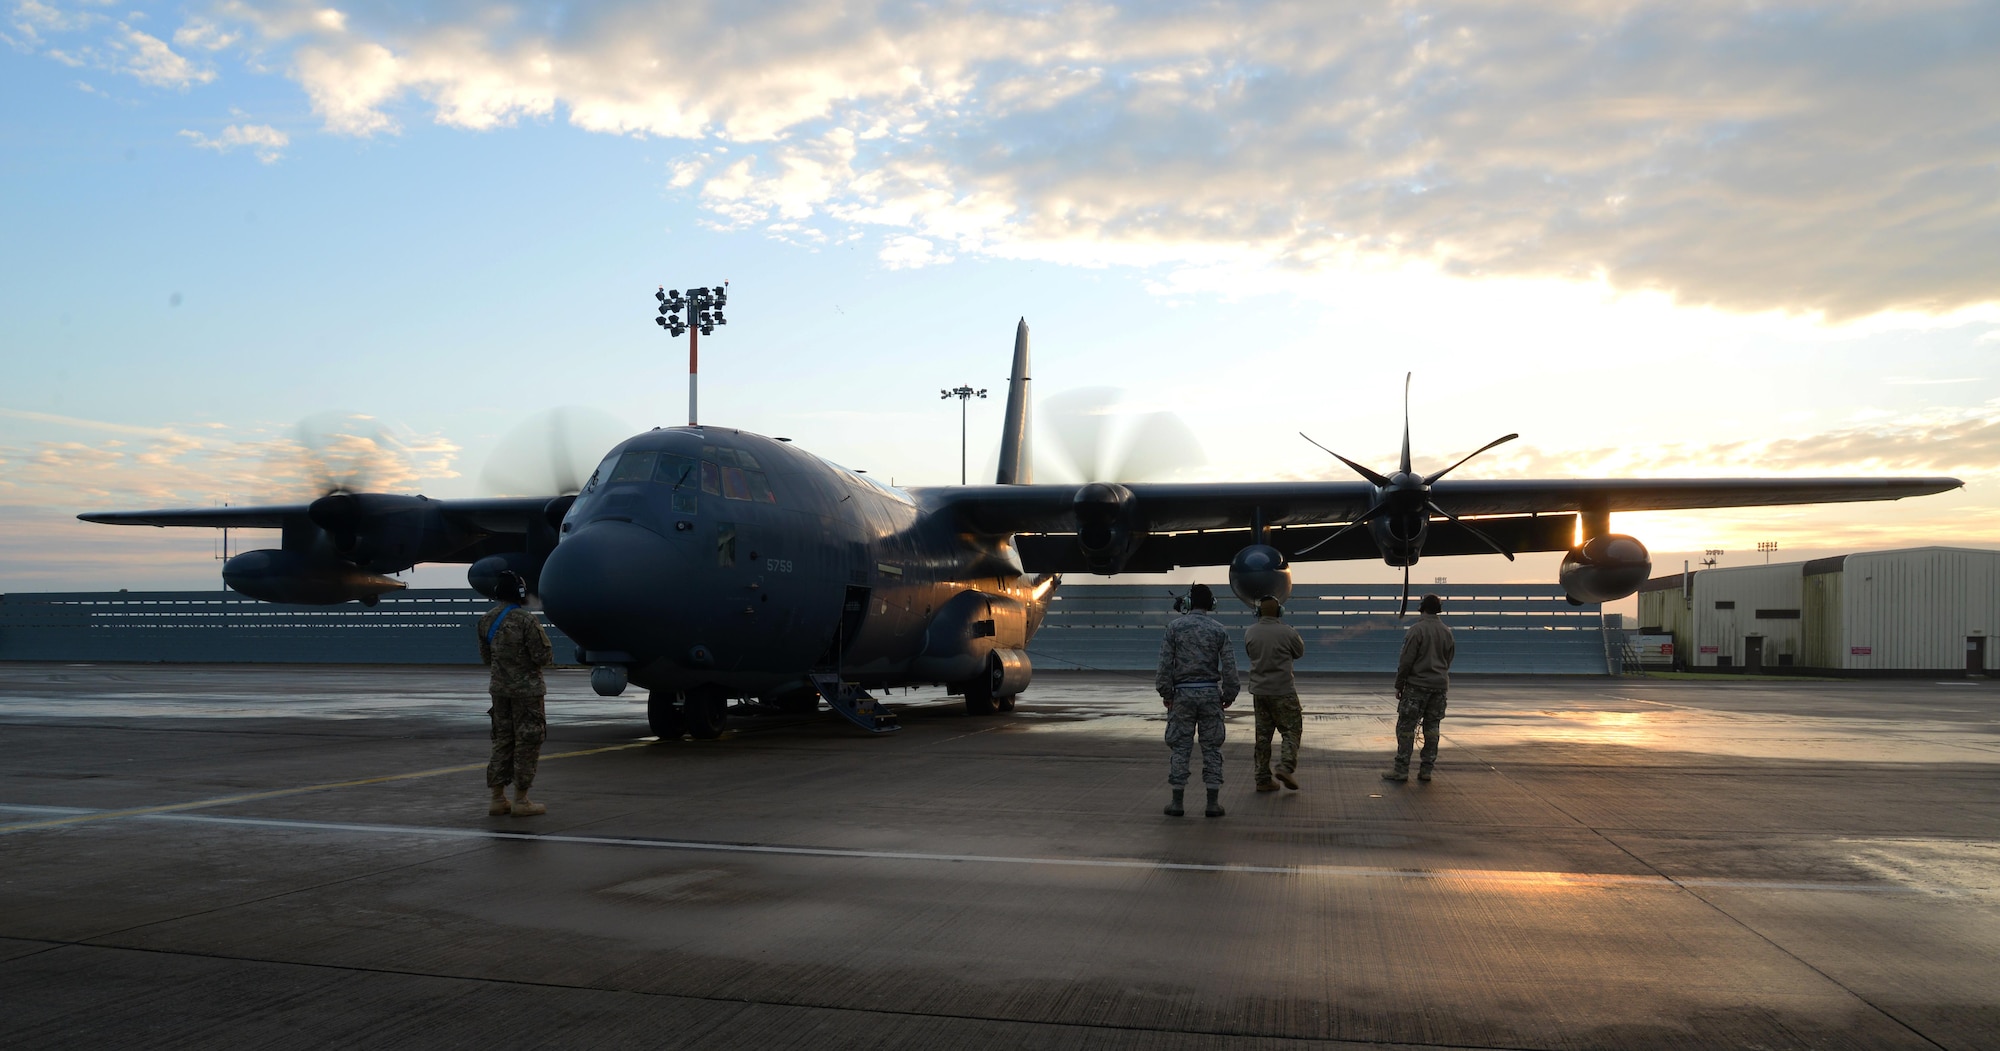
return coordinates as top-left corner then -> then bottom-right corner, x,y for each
539,426 -> 1044,703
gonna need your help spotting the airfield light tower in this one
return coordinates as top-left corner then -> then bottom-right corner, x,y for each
941,384 -> 987,484
1758,540 -> 1779,564
655,282 -> 729,426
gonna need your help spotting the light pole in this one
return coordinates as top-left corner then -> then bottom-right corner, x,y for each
1758,540 -> 1778,564
941,385 -> 987,484
655,282 -> 729,426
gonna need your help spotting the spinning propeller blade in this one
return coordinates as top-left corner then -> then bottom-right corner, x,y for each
1292,498 -> 1391,557
1425,432 -> 1519,486
1400,564 -> 1410,618
1045,388 -> 1205,482
1400,372 -> 1412,476
1424,500 -> 1516,561
1298,432 -> 1391,487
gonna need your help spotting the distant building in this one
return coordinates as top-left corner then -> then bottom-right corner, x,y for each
1638,547 -> 1999,675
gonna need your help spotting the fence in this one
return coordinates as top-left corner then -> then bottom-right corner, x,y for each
1,583 -> 1607,674
1031,584 -> 1608,674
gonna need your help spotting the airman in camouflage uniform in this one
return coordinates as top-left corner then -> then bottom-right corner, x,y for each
1385,593 -> 1456,783
477,571 -> 553,817
1154,583 -> 1240,818
1244,596 -> 1306,792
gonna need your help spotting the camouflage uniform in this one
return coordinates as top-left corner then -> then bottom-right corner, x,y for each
1392,613 -> 1456,776
1245,614 -> 1306,786
1154,610 -> 1241,787
477,603 -> 553,791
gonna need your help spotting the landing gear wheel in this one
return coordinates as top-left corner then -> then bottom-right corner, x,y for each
962,657 -> 1003,716
684,686 -> 729,739
647,691 -> 685,739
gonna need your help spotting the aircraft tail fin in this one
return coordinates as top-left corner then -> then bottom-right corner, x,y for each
996,318 -> 1032,484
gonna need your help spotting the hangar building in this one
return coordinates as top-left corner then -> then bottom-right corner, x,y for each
1638,546 -> 1999,675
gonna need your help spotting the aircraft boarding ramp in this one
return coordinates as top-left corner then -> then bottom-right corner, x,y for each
1030,584 -> 1610,675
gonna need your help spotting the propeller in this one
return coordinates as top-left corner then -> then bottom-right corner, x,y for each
267,411 -> 417,498
479,407 -> 634,497
1041,387 -> 1205,483
1294,373 -> 1523,614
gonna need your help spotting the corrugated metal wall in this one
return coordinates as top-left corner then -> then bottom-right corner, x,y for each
1690,563 -> 1804,668
1841,548 -> 1999,671
1801,567 -> 1844,668
1637,576 -> 1693,666
2,583 -> 1611,675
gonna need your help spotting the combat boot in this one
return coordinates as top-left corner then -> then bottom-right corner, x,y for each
1204,788 -> 1225,818
511,789 -> 546,817
1417,765 -> 1433,782
1274,770 -> 1299,791
487,786 -> 511,816
1381,765 -> 1409,783
1255,780 -> 1278,793
1164,788 -> 1185,817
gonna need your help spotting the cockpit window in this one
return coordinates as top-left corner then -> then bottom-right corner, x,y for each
736,450 -> 761,470
700,460 -> 721,495
746,471 -> 777,503
721,466 -> 753,500
715,448 -> 740,467
654,454 -> 698,488
579,454 -> 617,495
609,451 -> 657,484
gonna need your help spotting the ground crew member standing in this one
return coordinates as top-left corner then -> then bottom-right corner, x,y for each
1244,596 -> 1306,792
1154,583 -> 1240,817
1385,593 -> 1456,783
477,570 -> 552,816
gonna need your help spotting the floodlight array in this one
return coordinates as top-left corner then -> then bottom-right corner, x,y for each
655,284 -> 729,337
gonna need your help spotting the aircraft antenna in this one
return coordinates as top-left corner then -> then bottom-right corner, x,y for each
654,281 -> 729,425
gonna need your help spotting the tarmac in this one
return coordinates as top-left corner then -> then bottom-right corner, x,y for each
1,663 -> 1996,1050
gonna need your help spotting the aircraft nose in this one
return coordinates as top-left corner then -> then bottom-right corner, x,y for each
539,519 -> 683,658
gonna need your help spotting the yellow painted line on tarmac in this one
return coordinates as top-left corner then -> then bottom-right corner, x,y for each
0,740 -> 652,834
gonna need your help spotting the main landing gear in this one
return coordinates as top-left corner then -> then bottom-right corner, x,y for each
959,661 -> 1018,716
647,685 -> 731,740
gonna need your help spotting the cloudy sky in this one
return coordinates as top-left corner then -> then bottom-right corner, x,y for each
3,0 -> 1996,600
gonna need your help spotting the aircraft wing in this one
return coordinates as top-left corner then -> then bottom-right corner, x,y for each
930,476 -> 1960,535
79,505 -> 313,529
79,497 -> 557,533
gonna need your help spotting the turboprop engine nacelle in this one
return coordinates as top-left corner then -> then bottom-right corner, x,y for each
1559,534 -> 1652,605
1229,544 -> 1293,608
223,549 -> 406,605
1072,482 -> 1144,574
307,492 -> 431,573
468,553 -> 540,601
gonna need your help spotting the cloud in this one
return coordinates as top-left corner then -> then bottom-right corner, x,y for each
179,122 -> 290,162
117,24 -> 214,87
142,0 -> 1999,321
0,412 -> 459,508
12,7 -> 217,87
878,234 -> 951,269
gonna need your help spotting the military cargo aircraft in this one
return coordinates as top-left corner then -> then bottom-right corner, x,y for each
83,320 -> 1961,737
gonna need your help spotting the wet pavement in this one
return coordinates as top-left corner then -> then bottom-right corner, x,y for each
1,664 -> 1996,1049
